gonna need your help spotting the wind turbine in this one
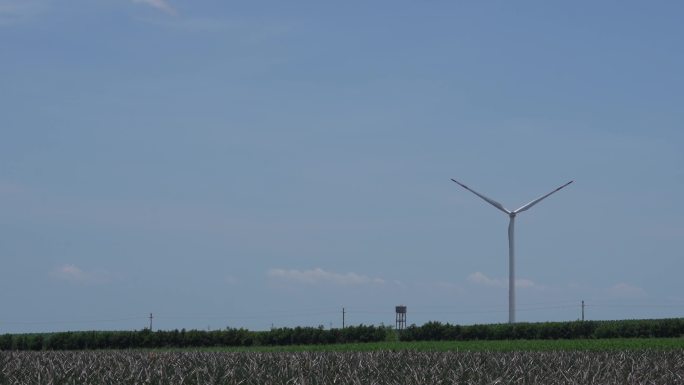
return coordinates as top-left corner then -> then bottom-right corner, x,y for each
451,178 -> 573,323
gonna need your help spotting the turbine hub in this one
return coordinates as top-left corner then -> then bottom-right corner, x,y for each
509,212 -> 516,218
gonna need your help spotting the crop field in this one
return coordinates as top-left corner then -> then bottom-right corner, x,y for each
211,337 -> 684,353
2,349 -> 683,385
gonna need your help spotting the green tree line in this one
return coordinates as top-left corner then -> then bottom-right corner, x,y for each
399,318 -> 684,341
0,324 -> 388,351
1,318 -> 683,350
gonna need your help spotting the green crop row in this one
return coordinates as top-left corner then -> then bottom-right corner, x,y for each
206,338 -> 684,352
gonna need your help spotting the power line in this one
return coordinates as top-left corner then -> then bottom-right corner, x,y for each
2,300 -> 681,330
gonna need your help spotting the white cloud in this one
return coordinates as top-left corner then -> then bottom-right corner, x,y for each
0,0 -> 48,25
142,16 -> 230,31
50,264 -> 110,285
225,275 -> 239,285
515,278 -> 537,289
643,225 -> 684,240
434,281 -> 464,294
467,272 -> 541,289
131,0 -> 175,15
267,268 -> 385,286
0,181 -> 24,195
607,282 -> 647,299
468,271 -> 504,287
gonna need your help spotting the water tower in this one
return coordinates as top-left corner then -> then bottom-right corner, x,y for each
395,305 -> 407,331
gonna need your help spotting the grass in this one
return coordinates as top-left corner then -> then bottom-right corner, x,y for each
184,337 -> 684,353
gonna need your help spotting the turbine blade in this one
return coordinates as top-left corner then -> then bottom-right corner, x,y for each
513,180 -> 573,214
451,179 -> 510,214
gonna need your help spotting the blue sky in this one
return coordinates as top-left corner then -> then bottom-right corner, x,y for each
1,0 -> 683,333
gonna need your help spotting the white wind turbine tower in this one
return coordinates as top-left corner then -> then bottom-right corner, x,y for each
451,178 -> 573,324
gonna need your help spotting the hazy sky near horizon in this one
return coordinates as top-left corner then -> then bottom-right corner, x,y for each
1,0 -> 683,333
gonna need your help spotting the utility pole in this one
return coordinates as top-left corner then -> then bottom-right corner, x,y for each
149,313 -> 153,331
342,307 -> 345,329
581,300 -> 585,322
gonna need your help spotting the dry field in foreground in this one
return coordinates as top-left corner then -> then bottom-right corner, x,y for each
1,350 -> 683,384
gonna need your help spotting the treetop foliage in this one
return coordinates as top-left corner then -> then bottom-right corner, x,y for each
1,318 -> 683,351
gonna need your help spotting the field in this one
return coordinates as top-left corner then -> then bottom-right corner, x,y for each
210,337 -> 684,352
2,349 -> 683,384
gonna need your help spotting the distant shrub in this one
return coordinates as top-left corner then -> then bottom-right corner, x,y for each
2,318 -> 682,350
399,318 -> 684,342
